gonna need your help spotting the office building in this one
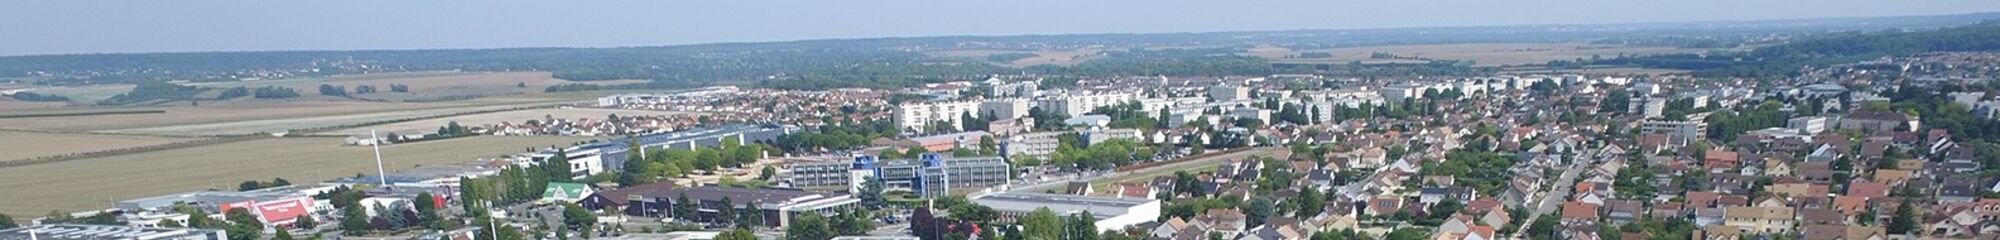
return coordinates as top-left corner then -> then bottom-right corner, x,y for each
786,153 -> 1010,198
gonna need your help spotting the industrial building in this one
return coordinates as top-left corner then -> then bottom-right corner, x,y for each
0,224 -> 227,240
786,153 -> 1011,198
971,192 -> 1162,233
579,184 -> 859,227
113,188 -> 328,228
531,124 -> 799,179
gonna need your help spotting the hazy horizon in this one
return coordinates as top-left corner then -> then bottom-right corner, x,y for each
5,0 -> 2000,56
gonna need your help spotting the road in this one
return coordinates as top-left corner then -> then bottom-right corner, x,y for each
1516,152 -> 1594,231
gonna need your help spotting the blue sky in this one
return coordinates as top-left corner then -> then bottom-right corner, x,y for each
3,0 -> 1999,56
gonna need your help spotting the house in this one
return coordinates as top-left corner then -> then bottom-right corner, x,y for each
1642,202 -> 1683,220
1152,217 -> 1192,239
1695,225 -> 1744,240
1065,181 -> 1095,195
1369,197 -> 1404,216
541,182 -> 595,204
1724,207 -> 1795,234
1605,201 -> 1644,225
1847,181 -> 1890,199
1561,202 -> 1600,225
1704,150 -> 1741,170
1799,208 -> 1848,225
1198,209 -> 1248,236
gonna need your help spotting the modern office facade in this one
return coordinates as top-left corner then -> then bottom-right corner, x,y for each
787,153 -> 1011,198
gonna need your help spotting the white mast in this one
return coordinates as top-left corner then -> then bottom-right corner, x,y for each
370,129 -> 388,187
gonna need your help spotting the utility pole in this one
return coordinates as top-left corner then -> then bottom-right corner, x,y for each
370,129 -> 388,187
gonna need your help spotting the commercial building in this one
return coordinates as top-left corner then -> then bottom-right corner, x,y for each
0,224 -> 228,240
580,184 -> 859,227
114,189 -> 324,228
894,100 -> 985,131
971,192 -> 1162,233
786,153 -> 1011,198
535,124 -> 798,179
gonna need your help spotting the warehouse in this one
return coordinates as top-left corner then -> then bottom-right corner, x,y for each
580,183 -> 859,227
971,192 -> 1161,233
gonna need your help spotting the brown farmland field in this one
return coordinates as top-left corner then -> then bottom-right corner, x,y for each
0,131 -> 195,162
0,135 -> 596,216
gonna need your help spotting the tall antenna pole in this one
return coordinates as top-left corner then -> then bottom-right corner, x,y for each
371,129 -> 388,187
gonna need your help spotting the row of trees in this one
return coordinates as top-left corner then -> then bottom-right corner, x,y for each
1044,138 -> 1157,170
772,120 -> 898,153
615,138 -> 774,187
237,177 -> 292,191
459,148 -> 575,210
9,91 -> 69,102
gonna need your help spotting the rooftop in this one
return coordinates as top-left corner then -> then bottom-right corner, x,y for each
0,224 -> 225,240
971,192 -> 1159,218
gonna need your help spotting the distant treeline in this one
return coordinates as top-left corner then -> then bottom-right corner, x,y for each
216,86 -> 301,100
9,92 -> 70,102
1608,22 -> 2000,77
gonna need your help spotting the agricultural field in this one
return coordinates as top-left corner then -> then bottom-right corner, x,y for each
0,135 -> 596,217
1254,43 -> 1706,67
0,89 -> 623,133
321,107 -> 704,136
0,131 -> 196,162
934,48 -> 1106,67
186,71 -> 646,102
99,101 -> 575,136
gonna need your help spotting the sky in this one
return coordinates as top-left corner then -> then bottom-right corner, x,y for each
4,0 -> 2000,56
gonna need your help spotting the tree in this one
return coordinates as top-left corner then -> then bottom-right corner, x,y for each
716,197 -> 738,226
1065,211 -> 1099,240
738,202 -> 765,229
274,228 -> 295,240
785,212 -> 835,240
561,203 -> 596,230
1525,214 -> 1559,240
1384,228 -> 1428,240
295,214 -> 317,229
1888,200 -> 1917,234
0,213 -> 17,229
859,176 -> 887,208
340,207 -> 371,235
716,228 -> 758,240
1245,197 -> 1275,228
673,193 -> 697,221
831,209 -> 875,236
759,165 -> 778,180
225,208 -> 264,240
949,204 -> 1000,224
1020,207 -> 1064,240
